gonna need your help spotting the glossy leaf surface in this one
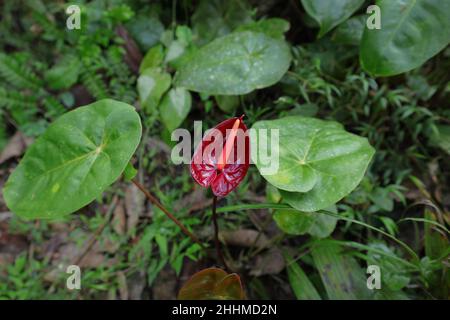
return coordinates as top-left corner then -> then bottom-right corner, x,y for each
137,67 -> 171,111
160,88 -> 192,132
3,99 -> 142,219
237,18 -> 290,39
252,116 -> 374,212
360,0 -> 450,76
274,208 -> 337,238
301,0 -> 365,38
175,31 -> 291,95
215,95 -> 239,113
332,15 -> 366,46
139,45 -> 165,73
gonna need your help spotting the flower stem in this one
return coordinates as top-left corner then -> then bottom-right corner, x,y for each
212,196 -> 229,271
132,179 -> 204,249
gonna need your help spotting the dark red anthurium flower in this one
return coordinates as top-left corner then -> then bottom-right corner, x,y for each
191,116 -> 250,197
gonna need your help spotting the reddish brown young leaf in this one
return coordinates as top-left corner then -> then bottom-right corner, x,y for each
190,117 -> 250,197
178,267 -> 245,300
214,273 -> 245,300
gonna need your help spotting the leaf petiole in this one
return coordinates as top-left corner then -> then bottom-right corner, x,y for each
131,179 -> 205,249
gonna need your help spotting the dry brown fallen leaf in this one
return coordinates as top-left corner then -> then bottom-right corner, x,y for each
0,222 -> 28,266
112,201 -> 127,235
249,210 -> 281,238
43,238 -> 119,282
174,187 -> 213,213
117,271 -> 129,300
127,270 -> 147,300
220,229 -> 270,250
249,247 -> 286,277
58,243 -> 107,268
0,131 -> 33,164
125,184 -> 146,233
152,266 -> 177,300
147,137 -> 171,154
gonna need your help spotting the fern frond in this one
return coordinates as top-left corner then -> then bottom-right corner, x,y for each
0,109 -> 8,151
81,67 -> 108,100
106,49 -> 136,104
0,53 -> 42,91
42,96 -> 66,119
0,88 -> 39,125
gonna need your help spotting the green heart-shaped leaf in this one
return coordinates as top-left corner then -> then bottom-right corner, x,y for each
3,99 -> 142,219
137,67 -> 171,111
332,15 -> 366,46
252,116 -> 375,212
139,45 -> 165,73
274,207 -> 338,238
301,0 -> 365,38
178,268 -> 245,300
174,31 -> 292,95
215,95 -> 239,113
160,88 -> 192,132
360,0 -> 450,76
252,117 -> 340,192
237,18 -> 291,39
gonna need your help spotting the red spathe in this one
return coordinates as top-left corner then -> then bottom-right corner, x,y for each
190,117 -> 250,197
